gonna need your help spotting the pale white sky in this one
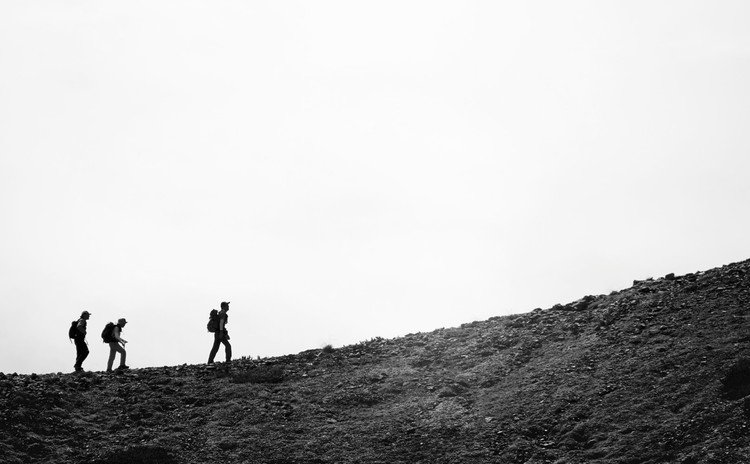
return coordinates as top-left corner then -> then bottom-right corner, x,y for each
1,1 -> 749,374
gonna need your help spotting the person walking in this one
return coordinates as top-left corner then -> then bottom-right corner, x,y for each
106,318 -> 129,372
208,302 -> 232,364
72,310 -> 91,372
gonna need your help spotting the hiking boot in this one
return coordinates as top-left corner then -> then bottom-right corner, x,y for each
117,365 -> 130,371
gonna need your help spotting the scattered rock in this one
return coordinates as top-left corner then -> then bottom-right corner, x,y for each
3,259 -> 750,463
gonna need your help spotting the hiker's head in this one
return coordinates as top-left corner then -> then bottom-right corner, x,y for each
81,311 -> 91,319
221,301 -> 230,311
117,318 -> 127,327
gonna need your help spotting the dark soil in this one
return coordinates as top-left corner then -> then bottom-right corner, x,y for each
4,259 -> 750,463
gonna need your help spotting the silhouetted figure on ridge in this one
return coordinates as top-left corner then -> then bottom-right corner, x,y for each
208,301 -> 232,364
104,318 -> 129,372
71,310 -> 91,372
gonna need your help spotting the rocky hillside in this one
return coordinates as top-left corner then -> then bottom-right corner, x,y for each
3,259 -> 750,463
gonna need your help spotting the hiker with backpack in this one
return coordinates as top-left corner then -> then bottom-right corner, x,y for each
207,301 -> 232,364
70,310 -> 91,372
103,318 -> 129,372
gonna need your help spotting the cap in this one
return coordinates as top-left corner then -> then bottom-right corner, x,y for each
81,311 -> 91,317
118,318 -> 127,325
221,301 -> 230,309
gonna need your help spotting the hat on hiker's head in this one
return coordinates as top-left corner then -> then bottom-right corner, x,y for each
221,301 -> 230,309
118,318 -> 127,325
81,311 -> 91,317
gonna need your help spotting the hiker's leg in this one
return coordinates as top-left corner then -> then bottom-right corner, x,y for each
74,339 -> 81,368
76,339 -> 89,368
74,338 -> 86,369
208,334 -> 221,363
224,339 -> 232,362
107,343 -> 117,371
118,345 -> 127,367
81,342 -> 89,365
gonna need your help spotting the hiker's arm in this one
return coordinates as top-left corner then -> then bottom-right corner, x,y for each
114,328 -> 128,344
76,320 -> 86,336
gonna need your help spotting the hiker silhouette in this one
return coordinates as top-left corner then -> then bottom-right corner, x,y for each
208,301 -> 232,364
105,318 -> 129,372
71,310 -> 91,372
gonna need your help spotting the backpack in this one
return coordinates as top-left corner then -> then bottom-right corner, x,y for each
68,321 -> 78,340
101,322 -> 116,343
207,310 -> 219,333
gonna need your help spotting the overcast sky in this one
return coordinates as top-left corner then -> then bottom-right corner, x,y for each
2,1 -> 749,375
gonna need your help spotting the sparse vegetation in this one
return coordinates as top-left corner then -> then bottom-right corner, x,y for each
4,259 -> 750,463
230,365 -> 284,384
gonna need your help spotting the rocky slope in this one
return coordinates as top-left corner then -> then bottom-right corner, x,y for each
3,259 -> 750,463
